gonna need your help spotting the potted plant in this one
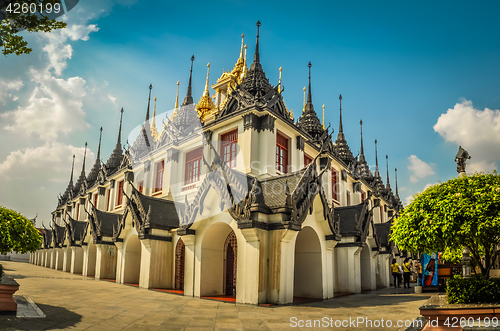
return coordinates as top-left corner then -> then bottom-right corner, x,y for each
0,206 -> 42,314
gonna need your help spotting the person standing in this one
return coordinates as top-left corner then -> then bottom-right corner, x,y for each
416,261 -> 422,286
403,258 -> 411,288
391,258 -> 401,288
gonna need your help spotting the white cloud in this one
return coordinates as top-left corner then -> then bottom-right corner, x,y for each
0,79 -> 24,104
408,155 -> 435,183
467,161 -> 497,174
434,99 -> 500,170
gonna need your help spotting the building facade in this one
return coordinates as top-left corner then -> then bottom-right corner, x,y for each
30,22 -> 404,305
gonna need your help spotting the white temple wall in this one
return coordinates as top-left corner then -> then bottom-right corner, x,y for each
71,246 -> 84,274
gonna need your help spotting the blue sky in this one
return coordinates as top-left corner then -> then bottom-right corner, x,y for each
1,0 -> 500,226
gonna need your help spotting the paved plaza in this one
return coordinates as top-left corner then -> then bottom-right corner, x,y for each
0,261 -> 431,331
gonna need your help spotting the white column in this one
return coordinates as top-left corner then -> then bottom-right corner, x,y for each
139,239 -> 172,289
278,230 -> 299,305
71,247 -> 84,274
114,242 -> 124,284
181,235 -> 196,297
238,229 -> 261,305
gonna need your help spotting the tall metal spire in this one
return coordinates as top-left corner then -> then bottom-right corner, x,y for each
386,154 -> 391,189
395,167 -> 400,198
375,139 -> 379,176
183,55 -> 195,105
86,128 -> 102,186
306,62 -> 312,105
322,104 -> 325,129
97,127 -> 102,161
250,21 -> 262,70
203,63 -> 210,97
151,97 -> 159,141
146,84 -> 152,122
278,67 -> 282,93
302,86 -> 306,112
117,107 -> 124,146
82,142 -> 87,172
70,154 -> 75,184
338,94 -> 343,133
239,34 -> 245,60
360,119 -> 365,157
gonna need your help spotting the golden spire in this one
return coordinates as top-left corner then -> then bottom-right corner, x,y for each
303,86 -> 306,113
278,67 -> 282,93
151,97 -> 159,140
291,109 -> 294,119
322,104 -> 325,129
239,34 -> 245,61
196,63 -> 217,123
171,81 -> 180,119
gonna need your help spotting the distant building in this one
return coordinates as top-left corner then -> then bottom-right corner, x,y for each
31,22 -> 404,304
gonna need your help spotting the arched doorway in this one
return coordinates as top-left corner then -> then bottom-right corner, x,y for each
200,223 -> 237,298
224,232 -> 237,297
86,241 -> 97,277
360,244 -> 373,291
294,226 -> 323,300
123,234 -> 141,284
174,238 -> 185,291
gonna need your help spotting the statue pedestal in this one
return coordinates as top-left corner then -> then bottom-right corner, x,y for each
458,172 -> 466,178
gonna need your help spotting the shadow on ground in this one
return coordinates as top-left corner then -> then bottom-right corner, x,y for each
298,294 -> 432,309
0,303 -> 82,330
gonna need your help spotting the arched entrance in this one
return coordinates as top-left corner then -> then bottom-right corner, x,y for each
224,232 -> 237,297
360,244 -> 373,291
123,234 -> 141,285
174,238 -> 185,291
86,241 -> 97,277
200,223 -> 237,298
294,226 -> 323,300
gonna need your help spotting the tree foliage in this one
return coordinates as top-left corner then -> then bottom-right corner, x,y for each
0,206 -> 42,254
1,0 -> 66,56
391,172 -> 500,277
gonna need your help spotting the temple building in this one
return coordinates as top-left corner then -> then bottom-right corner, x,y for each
30,22 -> 404,305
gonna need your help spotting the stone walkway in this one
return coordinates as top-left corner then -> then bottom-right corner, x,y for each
0,261 -> 431,330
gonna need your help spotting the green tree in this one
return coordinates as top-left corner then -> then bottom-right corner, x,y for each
0,206 -> 42,254
1,0 -> 66,56
391,173 -> 500,277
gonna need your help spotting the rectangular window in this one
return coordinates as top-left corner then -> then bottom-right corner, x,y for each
154,160 -> 164,193
106,189 -> 111,211
185,147 -> 202,185
138,181 -> 144,194
93,193 -> 98,208
116,180 -> 124,207
331,168 -> 339,202
304,154 -> 313,167
380,206 -> 384,223
221,129 -> 238,168
361,190 -> 366,202
346,190 -> 351,206
276,132 -> 289,173
76,203 -> 80,221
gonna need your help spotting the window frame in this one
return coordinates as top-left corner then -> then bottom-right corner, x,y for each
154,160 -> 165,194
138,180 -> 144,194
276,132 -> 289,174
115,180 -> 124,208
331,168 -> 339,203
220,128 -> 238,169
304,154 -> 313,167
184,147 -> 203,185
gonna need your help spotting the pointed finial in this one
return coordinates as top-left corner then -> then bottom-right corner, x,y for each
303,86 -> 306,112
203,63 -> 211,97
239,34 -> 245,59
375,139 -> 379,175
145,84 -> 152,122
322,104 -> 325,129
395,167 -> 399,198
278,67 -> 282,93
244,44 -> 248,68
386,154 -> 391,188
307,62 -> 312,105
339,94 -> 343,133
359,119 -> 364,156
117,107 -> 124,145
82,142 -> 87,172
175,81 -> 180,109
70,154 -> 75,183
250,21 -> 262,70
97,127 -> 102,161
183,55 -> 195,105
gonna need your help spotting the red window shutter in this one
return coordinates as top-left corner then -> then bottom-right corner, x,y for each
304,154 -> 312,167
185,147 -> 202,185
332,169 -> 338,201
221,129 -> 238,168
93,193 -> 98,207
276,133 -> 289,173
346,191 -> 351,206
154,160 -> 164,193
106,189 -> 111,211
380,206 -> 383,222
76,203 -> 80,221
138,181 -> 144,194
361,190 -> 366,202
117,180 -> 124,206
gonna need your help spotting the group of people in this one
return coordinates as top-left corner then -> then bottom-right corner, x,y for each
391,258 -> 422,288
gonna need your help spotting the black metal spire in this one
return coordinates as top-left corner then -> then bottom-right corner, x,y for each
69,154 -> 75,185
339,94 -> 343,133
117,107 -> 124,146
182,56 -> 195,106
146,85 -> 152,121
73,143 -> 87,194
360,119 -> 365,157
106,109 -> 124,173
97,127 -> 102,161
395,167 -> 398,195
375,139 -> 379,176
297,62 -> 323,139
306,62 -> 312,105
86,127 -> 102,186
250,21 -> 262,71
82,142 -> 87,172
386,154 -> 391,189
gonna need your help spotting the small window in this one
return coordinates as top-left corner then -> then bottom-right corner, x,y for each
221,129 -> 238,168
361,190 -> 366,202
304,154 -> 313,167
154,160 -> 165,193
276,132 -> 289,173
76,203 -> 80,221
380,206 -> 384,223
185,147 -> 202,185
346,190 -> 351,206
138,181 -> 144,194
116,180 -> 124,207
332,168 -> 339,202
93,193 -> 98,208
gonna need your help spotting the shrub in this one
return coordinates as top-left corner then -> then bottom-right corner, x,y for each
447,274 -> 500,304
